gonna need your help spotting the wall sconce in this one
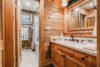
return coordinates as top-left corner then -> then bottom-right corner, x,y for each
62,0 -> 68,7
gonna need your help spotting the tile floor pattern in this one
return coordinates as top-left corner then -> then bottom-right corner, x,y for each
20,49 -> 39,67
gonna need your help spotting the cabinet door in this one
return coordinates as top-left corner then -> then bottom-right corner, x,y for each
51,47 -> 64,67
52,48 -> 60,67
64,56 -> 86,67
74,51 -> 96,67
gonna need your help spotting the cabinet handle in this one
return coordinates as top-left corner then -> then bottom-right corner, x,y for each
81,57 -> 85,60
85,56 -> 88,58
61,54 -> 66,58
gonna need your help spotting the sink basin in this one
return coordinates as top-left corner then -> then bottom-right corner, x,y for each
56,41 -> 82,46
82,44 -> 97,51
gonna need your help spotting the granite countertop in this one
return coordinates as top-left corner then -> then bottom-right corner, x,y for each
51,41 -> 97,57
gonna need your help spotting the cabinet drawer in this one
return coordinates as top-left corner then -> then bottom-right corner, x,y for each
57,46 -> 74,57
0,51 -> 2,67
74,51 -> 96,67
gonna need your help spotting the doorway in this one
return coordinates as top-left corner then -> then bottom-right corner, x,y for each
19,0 -> 39,67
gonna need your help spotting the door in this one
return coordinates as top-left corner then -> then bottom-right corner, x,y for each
15,0 -> 22,67
0,0 -> 5,67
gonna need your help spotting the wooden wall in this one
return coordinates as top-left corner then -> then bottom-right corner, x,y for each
44,0 -> 64,65
39,0 -> 64,67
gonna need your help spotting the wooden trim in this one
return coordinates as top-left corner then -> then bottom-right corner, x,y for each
5,0 -> 16,67
68,0 -> 91,10
39,0 -> 45,67
97,0 -> 100,67
1,0 -> 5,67
63,34 -> 97,38
68,0 -> 84,9
69,27 -> 94,31
68,0 -> 95,32
22,9 -> 38,15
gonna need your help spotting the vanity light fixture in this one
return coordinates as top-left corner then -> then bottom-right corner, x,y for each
74,7 -> 80,11
62,0 -> 68,7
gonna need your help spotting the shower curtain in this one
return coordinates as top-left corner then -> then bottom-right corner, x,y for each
31,15 -> 39,50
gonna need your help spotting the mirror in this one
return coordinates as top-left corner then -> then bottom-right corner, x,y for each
69,0 -> 96,31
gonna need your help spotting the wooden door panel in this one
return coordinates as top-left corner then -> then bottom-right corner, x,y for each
74,51 -> 96,67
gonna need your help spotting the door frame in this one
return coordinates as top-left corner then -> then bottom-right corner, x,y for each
2,0 -> 5,67
39,0 -> 45,67
4,0 -> 16,67
15,0 -> 22,67
97,0 -> 100,67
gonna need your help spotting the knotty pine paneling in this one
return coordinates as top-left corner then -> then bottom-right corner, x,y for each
44,0 -> 64,64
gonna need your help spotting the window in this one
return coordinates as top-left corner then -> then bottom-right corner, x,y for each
21,12 -> 32,23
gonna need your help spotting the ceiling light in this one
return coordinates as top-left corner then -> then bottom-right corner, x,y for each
25,1 -> 31,6
62,0 -> 68,7
90,3 -> 94,6
75,8 -> 80,11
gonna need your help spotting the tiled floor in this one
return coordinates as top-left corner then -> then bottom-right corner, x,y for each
20,49 -> 39,67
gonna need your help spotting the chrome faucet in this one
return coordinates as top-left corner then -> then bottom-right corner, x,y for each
70,35 -> 74,41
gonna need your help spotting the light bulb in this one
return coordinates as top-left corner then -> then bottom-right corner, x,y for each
62,0 -> 68,7
26,2 -> 31,6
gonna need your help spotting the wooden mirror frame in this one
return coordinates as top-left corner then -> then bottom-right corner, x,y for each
68,0 -> 95,31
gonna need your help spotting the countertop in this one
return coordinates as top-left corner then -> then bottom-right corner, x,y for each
51,41 -> 97,57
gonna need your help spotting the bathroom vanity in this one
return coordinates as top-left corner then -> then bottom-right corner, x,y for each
48,0 -> 97,67
50,39 -> 96,67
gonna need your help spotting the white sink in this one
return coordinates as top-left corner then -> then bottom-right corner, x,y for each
82,44 -> 97,51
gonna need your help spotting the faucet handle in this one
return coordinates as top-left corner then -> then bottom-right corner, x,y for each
81,40 -> 85,43
74,39 -> 79,42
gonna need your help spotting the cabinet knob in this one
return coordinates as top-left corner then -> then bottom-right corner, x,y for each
85,56 -> 88,58
81,57 -> 85,60
61,54 -> 66,58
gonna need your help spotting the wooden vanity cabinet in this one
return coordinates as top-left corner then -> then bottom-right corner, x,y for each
51,43 -> 96,67
74,51 -> 96,67
0,50 -> 3,67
